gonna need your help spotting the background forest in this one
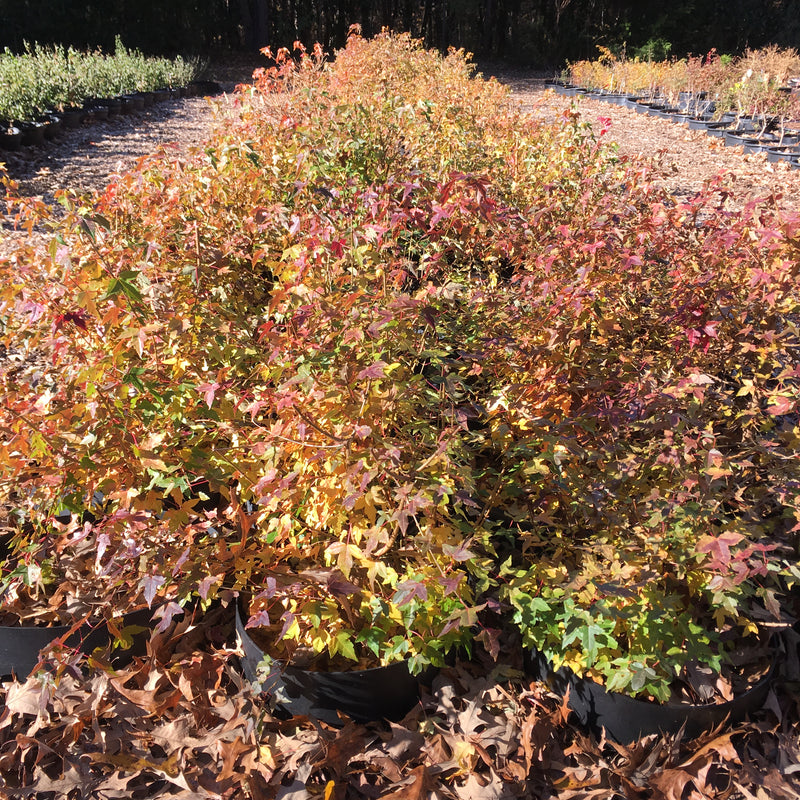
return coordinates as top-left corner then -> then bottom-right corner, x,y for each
1,0 -> 799,65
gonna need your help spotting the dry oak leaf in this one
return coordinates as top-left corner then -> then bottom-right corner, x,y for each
455,768 -> 516,800
378,765 -> 430,800
217,735 -> 254,782
3,679 -> 47,718
649,768 -> 695,800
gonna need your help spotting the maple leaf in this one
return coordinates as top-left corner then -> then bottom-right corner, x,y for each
353,424 -> 372,439
766,395 -> 796,415
197,573 -> 224,600
153,601 -> 186,634
356,360 -> 389,380
139,573 -> 166,608
246,609 -> 271,628
393,580 -> 428,605
442,541 -> 475,563
696,531 -> 744,569
196,381 -> 221,407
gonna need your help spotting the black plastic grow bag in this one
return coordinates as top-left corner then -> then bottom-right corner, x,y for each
236,605 -> 429,726
0,607 -> 164,678
525,644 -> 780,744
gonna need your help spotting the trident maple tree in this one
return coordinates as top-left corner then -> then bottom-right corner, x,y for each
0,31 -> 798,704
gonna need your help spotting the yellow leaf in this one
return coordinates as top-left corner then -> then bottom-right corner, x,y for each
258,744 -> 277,770
452,740 -> 478,773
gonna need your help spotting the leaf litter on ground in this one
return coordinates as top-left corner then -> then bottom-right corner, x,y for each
0,605 -> 797,799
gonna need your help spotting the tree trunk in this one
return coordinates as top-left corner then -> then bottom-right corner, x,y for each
481,0 -> 495,55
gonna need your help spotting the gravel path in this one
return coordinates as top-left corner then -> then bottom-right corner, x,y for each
0,57 -> 262,257
489,69 -> 800,217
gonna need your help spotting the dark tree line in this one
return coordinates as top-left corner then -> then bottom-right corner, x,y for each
1,0 -> 798,66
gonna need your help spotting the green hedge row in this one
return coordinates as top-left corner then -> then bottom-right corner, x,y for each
0,38 -> 203,123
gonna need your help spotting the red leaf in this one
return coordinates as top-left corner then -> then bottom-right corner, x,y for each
393,580 -> 428,605
442,540 -> 475,563
198,573 -> 223,600
245,609 -> 271,629
153,601 -> 185,633
196,382 -> 221,408
766,395 -> 795,416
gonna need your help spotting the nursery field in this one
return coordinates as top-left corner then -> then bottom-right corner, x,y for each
0,34 -> 799,799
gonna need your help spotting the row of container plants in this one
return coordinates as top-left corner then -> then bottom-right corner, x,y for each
0,37 -> 204,147
1,33 -> 797,742
551,45 -> 800,162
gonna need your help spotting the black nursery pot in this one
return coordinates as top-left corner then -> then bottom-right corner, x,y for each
84,101 -> 110,122
236,605 -> 429,726
60,107 -> 85,128
40,113 -> 62,139
190,80 -> 223,96
767,146 -> 800,164
724,131 -> 777,152
0,607 -> 157,679
525,645 -> 779,745
705,120 -> 734,138
18,121 -> 47,147
686,116 -> 713,131
0,125 -> 22,150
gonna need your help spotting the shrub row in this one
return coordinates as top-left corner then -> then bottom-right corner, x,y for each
566,46 -> 800,124
0,37 -> 203,124
0,34 -> 798,701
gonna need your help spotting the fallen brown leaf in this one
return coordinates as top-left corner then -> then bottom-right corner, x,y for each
378,765 -> 430,799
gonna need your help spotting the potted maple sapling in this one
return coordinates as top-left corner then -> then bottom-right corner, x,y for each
215,304 -> 490,723
751,46 -> 800,155
0,505 -> 162,677
766,88 -> 800,162
466,154 -> 800,742
235,548 -> 478,724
